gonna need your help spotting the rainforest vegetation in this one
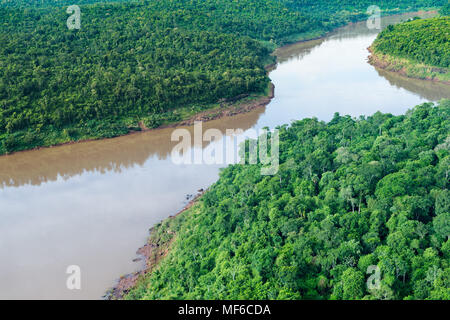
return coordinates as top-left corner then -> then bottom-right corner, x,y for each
0,0 -> 445,154
370,14 -> 449,82
126,100 -> 450,300
372,16 -> 449,68
441,1 -> 450,15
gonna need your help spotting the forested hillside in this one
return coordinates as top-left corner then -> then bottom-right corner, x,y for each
0,0 -> 445,155
441,1 -> 450,15
372,16 -> 449,68
126,100 -> 450,300
369,15 -> 449,82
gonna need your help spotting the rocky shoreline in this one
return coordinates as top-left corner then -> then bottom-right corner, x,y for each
105,190 -> 205,300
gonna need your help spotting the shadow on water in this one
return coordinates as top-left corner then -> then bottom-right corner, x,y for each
373,67 -> 450,101
0,106 -> 266,188
1,11 -> 443,190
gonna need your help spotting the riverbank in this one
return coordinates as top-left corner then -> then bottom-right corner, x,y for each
113,98 -> 450,300
368,47 -> 450,85
105,190 -> 205,300
106,10 -> 445,300
2,7 -> 446,300
105,29 -> 330,299
0,83 -> 274,157
1,9 -> 439,158
367,13 -> 448,85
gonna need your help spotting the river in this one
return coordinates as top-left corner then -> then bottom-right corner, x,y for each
0,12 -> 447,299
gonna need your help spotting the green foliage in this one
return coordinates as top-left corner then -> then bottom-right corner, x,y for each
440,1 -> 450,15
0,0 -> 134,7
0,0 -> 444,154
0,0 -> 318,154
372,16 -> 450,68
126,100 -> 450,300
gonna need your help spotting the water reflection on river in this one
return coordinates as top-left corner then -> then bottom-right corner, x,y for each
0,12 -> 446,299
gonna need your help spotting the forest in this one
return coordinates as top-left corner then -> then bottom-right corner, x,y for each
441,1 -> 450,15
0,0 -> 445,154
126,100 -> 450,300
372,16 -> 449,68
369,12 -> 449,83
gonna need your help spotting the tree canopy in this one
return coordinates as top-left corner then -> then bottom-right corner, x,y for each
0,0 -> 445,154
372,16 -> 449,69
126,100 -> 450,300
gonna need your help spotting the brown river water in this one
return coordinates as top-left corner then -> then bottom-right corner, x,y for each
0,12 -> 447,299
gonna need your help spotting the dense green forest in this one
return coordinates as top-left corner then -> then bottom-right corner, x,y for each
372,16 -> 449,68
0,0 -> 445,155
126,100 -> 450,300
0,0 -> 134,7
369,14 -> 449,82
441,1 -> 450,14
